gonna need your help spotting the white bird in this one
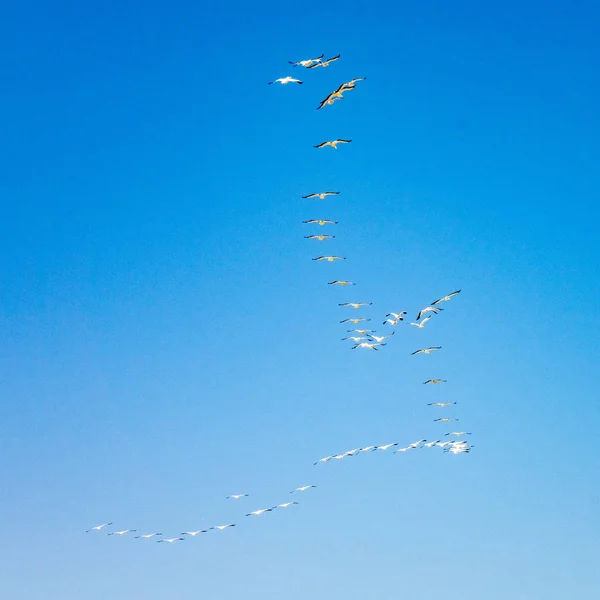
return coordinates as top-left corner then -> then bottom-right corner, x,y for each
181,530 -> 208,536
303,219 -> 338,226
339,302 -> 372,308
313,255 -> 345,262
157,537 -> 184,543
416,306 -> 443,320
411,346 -> 442,355
340,317 -> 370,324
410,315 -> 432,329
368,332 -> 394,343
246,508 -> 273,516
314,139 -> 352,149
308,53 -> 341,68
305,234 -> 335,241
352,342 -> 385,350
428,402 -> 456,408
288,54 -> 324,68
423,440 -> 441,448
303,191 -> 340,199
436,441 -> 455,448
317,91 -> 344,110
374,442 -> 398,451
210,524 -> 236,530
358,445 -> 377,453
274,502 -> 299,509
386,312 -> 407,320
268,76 -> 303,85
342,336 -> 370,342
314,455 -> 334,465
226,493 -> 249,500
447,445 -> 472,454
135,532 -> 163,539
347,329 -> 375,334
431,289 -> 461,306
107,529 -> 136,536
394,445 -> 414,453
340,77 -> 367,89
434,417 -> 458,423
408,439 -> 427,449
423,379 -> 447,385
445,432 -> 472,437
342,448 -> 362,457
331,453 -> 348,460
86,522 -> 112,533
383,318 -> 401,326
329,280 -> 353,286
290,485 -> 317,493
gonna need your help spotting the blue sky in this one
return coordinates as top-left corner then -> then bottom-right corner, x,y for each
1,0 -> 599,598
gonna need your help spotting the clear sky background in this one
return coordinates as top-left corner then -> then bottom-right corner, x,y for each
1,1 -> 599,598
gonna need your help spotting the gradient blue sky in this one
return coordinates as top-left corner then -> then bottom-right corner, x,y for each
1,1 -> 599,598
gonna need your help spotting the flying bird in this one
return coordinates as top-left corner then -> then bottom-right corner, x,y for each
423,440 -> 441,448
348,329 -> 375,334
246,508 -> 273,516
352,342 -> 385,350
303,219 -> 338,226
445,432 -> 472,437
408,439 -> 427,449
434,417 -> 458,423
157,537 -> 184,544
369,332 -> 394,343
288,54 -> 324,68
375,442 -> 399,451
268,76 -> 303,85
358,445 -> 377,453
305,234 -> 335,241
410,316 -> 432,329
431,290 -> 461,306
383,318 -> 401,326
302,192 -> 340,199
314,455 -> 334,465
210,524 -> 236,531
340,77 -> 367,89
411,347 -> 442,355
339,302 -> 372,308
394,446 -> 414,453
226,494 -> 249,500
340,317 -> 370,324
274,502 -> 299,509
313,255 -> 345,262
416,306 -> 443,320
317,91 -> 343,110
386,312 -> 406,320
342,336 -> 370,342
290,485 -> 317,493
329,280 -> 354,286
135,533 -> 163,539
428,402 -> 457,408
308,53 -> 341,68
423,379 -> 447,385
107,530 -> 136,536
86,522 -> 112,533
181,530 -> 208,536
314,139 -> 352,149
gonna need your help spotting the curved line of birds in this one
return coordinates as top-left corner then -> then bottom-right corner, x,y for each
85,52 -> 473,545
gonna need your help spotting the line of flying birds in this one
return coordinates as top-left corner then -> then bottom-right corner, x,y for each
87,52 -> 473,550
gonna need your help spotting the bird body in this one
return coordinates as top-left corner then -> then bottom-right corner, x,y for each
308,54 -> 341,68
411,347 -> 442,355
416,306 -> 443,320
423,379 -> 447,385
375,442 -> 398,451
431,290 -> 461,305
314,139 -> 352,149
86,522 -> 112,533
107,530 -> 136,536
369,333 -> 394,343
303,192 -> 340,199
289,54 -> 324,68
386,312 -> 407,320
342,336 -> 370,342
157,537 -> 184,543
340,317 -> 370,324
135,533 -> 163,539
410,315 -> 432,328
246,508 -> 273,516
352,342 -> 385,350
305,234 -> 335,241
383,318 -> 401,326
445,432 -> 472,437
226,493 -> 249,500
291,485 -> 317,493
211,524 -> 236,530
434,417 -> 458,423
313,255 -> 345,262
181,530 -> 207,536
428,402 -> 457,408
274,502 -> 299,509
304,219 -> 338,226
339,302 -> 372,308
268,76 -> 303,85
329,280 -> 353,286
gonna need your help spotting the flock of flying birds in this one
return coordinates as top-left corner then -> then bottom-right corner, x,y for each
86,53 -> 473,547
